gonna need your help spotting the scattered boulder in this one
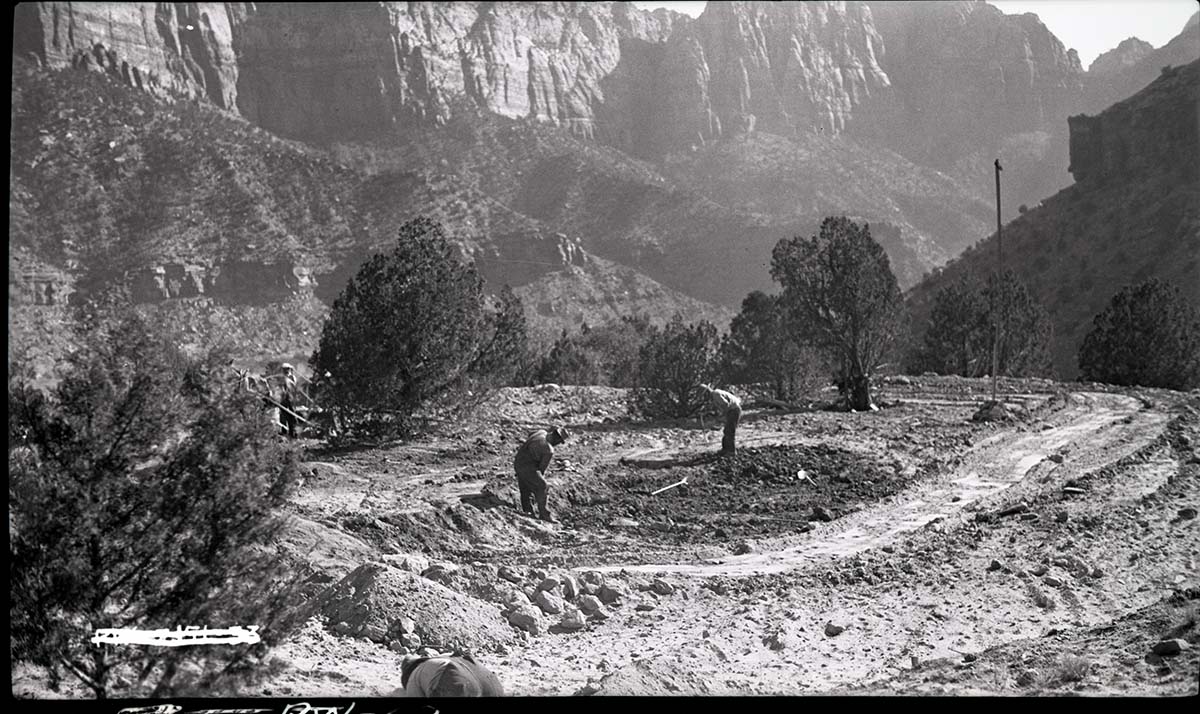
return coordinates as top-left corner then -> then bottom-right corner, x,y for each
733,542 -> 754,555
505,603 -> 544,635
1152,639 -> 1190,656
1030,564 -> 1049,576
824,622 -> 846,637
812,506 -> 835,522
561,574 -> 581,600
497,565 -> 523,584
1043,576 -> 1063,587
559,605 -> 586,632
581,571 -> 605,587
390,616 -> 416,636
535,589 -> 565,615
400,632 -> 421,649
1048,454 -> 1065,464
538,576 -> 563,592
611,517 -> 640,528
578,594 -> 605,614
1177,507 -> 1198,521
599,581 -> 631,605
1056,511 -> 1069,524
421,562 -> 459,586
530,568 -> 549,581
635,602 -> 656,612
650,579 -> 675,596
987,559 -> 1004,572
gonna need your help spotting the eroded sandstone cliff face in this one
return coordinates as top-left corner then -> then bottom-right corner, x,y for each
866,0 -> 1084,170
14,2 -> 242,109
12,1 -> 895,153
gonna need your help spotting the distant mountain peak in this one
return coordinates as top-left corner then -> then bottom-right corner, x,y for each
1089,37 -> 1155,75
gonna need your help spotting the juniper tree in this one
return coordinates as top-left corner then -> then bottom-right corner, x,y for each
771,217 -> 905,410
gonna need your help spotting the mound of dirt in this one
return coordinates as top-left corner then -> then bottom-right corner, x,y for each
318,563 -> 516,654
588,658 -> 715,696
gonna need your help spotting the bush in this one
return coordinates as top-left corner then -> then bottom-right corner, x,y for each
718,291 -> 826,401
629,314 -> 719,418
771,217 -> 905,410
310,217 -> 528,436
9,307 -> 303,698
911,271 -> 1054,378
536,315 -> 653,387
1078,279 -> 1200,390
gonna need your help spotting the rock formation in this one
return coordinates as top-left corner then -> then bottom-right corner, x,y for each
1088,37 -> 1154,76
1069,60 -> 1199,185
1082,11 -> 1199,114
866,0 -> 1084,169
10,2 -> 895,154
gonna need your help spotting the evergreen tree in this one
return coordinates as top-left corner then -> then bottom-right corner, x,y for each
1079,279 -> 1200,390
771,217 -> 905,410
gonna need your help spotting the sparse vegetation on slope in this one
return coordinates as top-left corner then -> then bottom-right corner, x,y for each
906,61 -> 1200,378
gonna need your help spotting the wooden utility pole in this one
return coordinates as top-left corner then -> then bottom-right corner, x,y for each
992,159 -> 1003,404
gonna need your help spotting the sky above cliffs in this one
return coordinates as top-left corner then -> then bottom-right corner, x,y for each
631,1 -> 1199,67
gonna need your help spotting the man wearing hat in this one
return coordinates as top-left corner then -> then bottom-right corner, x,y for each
700,383 -> 742,455
279,362 -> 300,438
395,652 -> 504,697
513,426 -> 570,522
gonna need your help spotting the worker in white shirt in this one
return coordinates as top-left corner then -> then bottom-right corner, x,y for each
700,384 -> 742,455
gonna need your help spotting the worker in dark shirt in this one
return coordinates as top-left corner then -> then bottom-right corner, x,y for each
513,426 -> 569,522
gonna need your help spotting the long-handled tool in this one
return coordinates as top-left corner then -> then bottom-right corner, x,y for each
651,476 -> 688,496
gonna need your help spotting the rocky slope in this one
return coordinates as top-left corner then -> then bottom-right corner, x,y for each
906,60 -> 1200,378
1088,38 -> 1155,77
8,59 -> 728,367
1082,11 -> 1200,115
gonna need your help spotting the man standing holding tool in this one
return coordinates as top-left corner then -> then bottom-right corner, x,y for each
700,383 -> 742,456
513,426 -> 569,523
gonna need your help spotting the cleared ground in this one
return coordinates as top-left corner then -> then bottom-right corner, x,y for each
14,377 -> 1198,698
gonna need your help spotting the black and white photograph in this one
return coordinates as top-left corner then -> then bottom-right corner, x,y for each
9,0 -> 1200,702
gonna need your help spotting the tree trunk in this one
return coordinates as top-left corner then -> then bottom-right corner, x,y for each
849,374 -> 872,411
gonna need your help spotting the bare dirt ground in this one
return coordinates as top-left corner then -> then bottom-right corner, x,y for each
239,376 -> 1199,698
16,377 -> 1198,698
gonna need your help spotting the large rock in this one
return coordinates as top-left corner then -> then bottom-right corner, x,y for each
319,563 -> 515,653
559,605 -> 587,632
598,581 -> 631,605
561,574 -> 582,600
505,603 -> 545,636
535,589 -> 565,615
498,565 -> 524,584
578,595 -> 605,615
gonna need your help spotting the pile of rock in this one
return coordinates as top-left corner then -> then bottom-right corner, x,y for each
494,567 -> 679,636
320,562 -> 517,655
